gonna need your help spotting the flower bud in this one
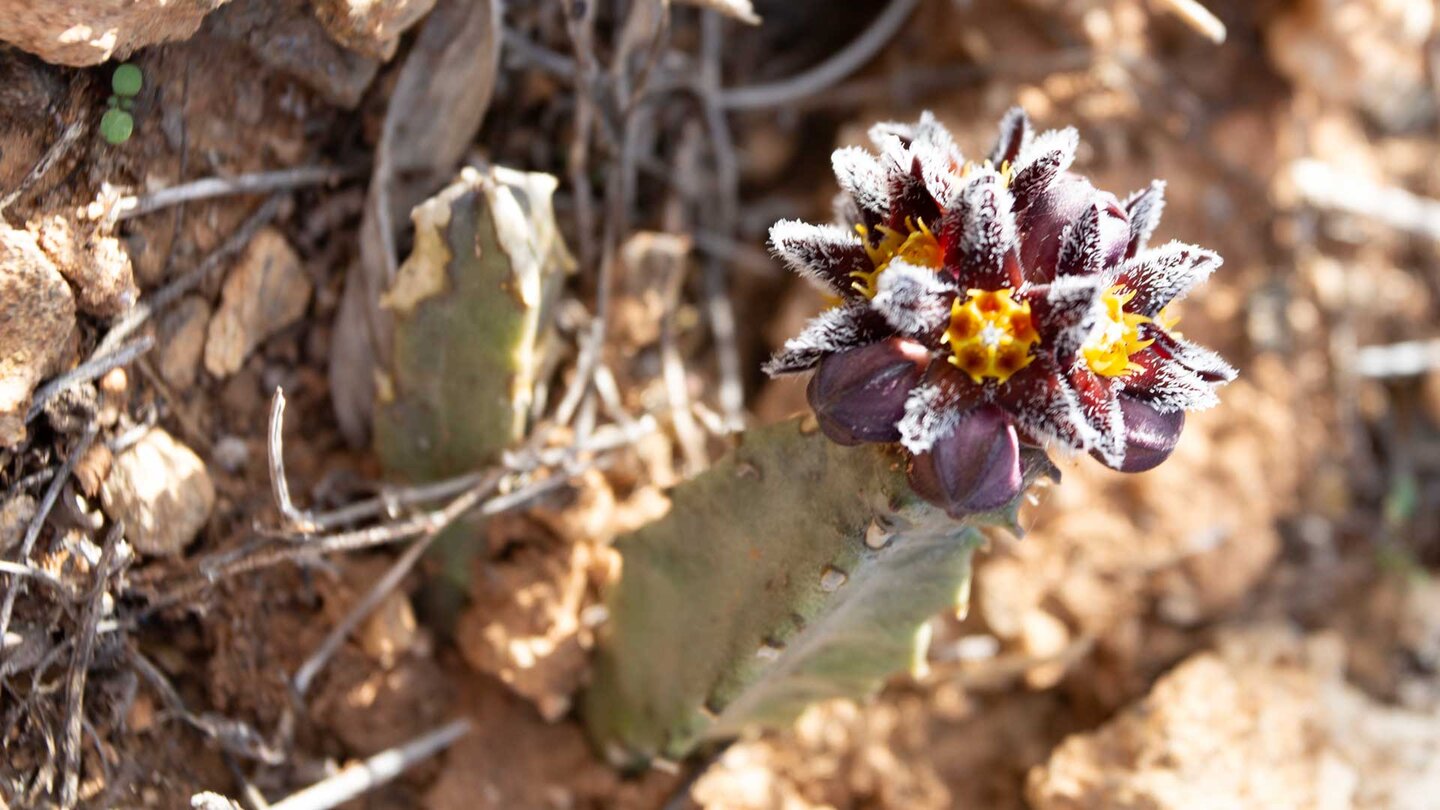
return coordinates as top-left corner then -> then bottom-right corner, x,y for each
807,338 -> 930,445
1097,396 -> 1184,473
908,405 -> 1021,516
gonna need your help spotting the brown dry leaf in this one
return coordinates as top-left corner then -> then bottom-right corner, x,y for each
330,0 -> 502,447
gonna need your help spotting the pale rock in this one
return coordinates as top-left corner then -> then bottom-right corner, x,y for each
1,224 -> 76,447
32,213 -> 138,317
101,428 -> 215,556
310,0 -> 436,60
1029,626 -> 1440,810
157,295 -> 211,388
359,590 -> 418,667
204,228 -> 311,377
0,0 -> 231,66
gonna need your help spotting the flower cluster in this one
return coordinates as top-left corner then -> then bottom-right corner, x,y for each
764,110 -> 1235,517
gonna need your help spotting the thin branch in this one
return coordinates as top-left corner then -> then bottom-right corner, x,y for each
291,470 -> 504,697
0,561 -> 67,594
0,425 -> 98,651
266,389 -> 315,533
699,13 -> 746,430
290,472 -> 488,534
59,523 -> 120,809
717,0 -> 921,110
267,719 -> 471,810
26,336 -> 155,423
118,166 -> 358,220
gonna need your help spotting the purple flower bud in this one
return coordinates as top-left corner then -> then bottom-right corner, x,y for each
908,405 -> 1021,516
1095,396 -> 1185,473
807,338 -> 930,446
1018,175 -> 1129,282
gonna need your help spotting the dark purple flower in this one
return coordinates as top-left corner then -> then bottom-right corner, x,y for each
764,109 -> 1234,515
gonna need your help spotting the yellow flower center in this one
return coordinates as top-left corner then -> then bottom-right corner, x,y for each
851,218 -> 942,298
1081,286 -> 1153,378
943,288 -> 1040,383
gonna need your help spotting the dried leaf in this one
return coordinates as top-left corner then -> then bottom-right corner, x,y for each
330,0 -> 504,447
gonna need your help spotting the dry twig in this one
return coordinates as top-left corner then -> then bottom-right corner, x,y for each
267,719 -> 471,810
118,166 -> 357,220
26,336 -> 154,423
1151,0 -> 1227,44
716,0 -> 921,110
0,426 -> 98,652
59,523 -> 121,808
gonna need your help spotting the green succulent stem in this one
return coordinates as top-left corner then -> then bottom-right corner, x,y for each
583,418 -> 1049,766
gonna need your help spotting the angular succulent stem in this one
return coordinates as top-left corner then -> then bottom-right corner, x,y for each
583,418 -> 1047,766
373,166 -> 571,616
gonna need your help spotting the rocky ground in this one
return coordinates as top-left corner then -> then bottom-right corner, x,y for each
3,0 -> 1440,808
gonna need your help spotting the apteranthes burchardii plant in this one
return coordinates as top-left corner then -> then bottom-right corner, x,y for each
766,109 -> 1234,516
584,110 -> 1233,767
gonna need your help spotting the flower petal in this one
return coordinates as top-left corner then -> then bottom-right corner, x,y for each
768,219 -> 871,297
1102,395 -> 1184,472
1067,366 -> 1125,468
1029,274 -> 1105,364
1116,241 -> 1221,317
832,146 -> 888,228
885,151 -> 942,231
940,169 -> 1021,289
988,106 -> 1033,167
908,404 -> 1022,516
1010,127 -> 1078,213
1150,327 -> 1237,384
897,361 -> 985,453
807,338 -> 930,445
1017,176 -> 1127,283
1121,348 -> 1220,412
1123,180 -> 1166,259
993,356 -> 1096,454
763,303 -> 887,376
872,259 -> 956,339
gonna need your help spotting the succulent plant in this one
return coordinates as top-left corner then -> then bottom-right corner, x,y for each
584,419 -> 1054,765
374,166 -> 571,606
584,109 -> 1233,766
765,109 -> 1235,516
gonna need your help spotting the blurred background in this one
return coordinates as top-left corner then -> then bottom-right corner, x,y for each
3,0 -> 1440,807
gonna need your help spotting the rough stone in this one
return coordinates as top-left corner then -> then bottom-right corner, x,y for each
205,0 -> 379,108
455,536 -> 596,722
157,295 -> 211,388
0,494 -> 37,554
1028,626 -> 1440,810
359,590 -> 418,668
0,0 -> 232,66
32,213 -> 138,318
1,224 -> 76,447
310,0 -> 436,60
100,428 -> 215,556
204,227 -> 312,377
